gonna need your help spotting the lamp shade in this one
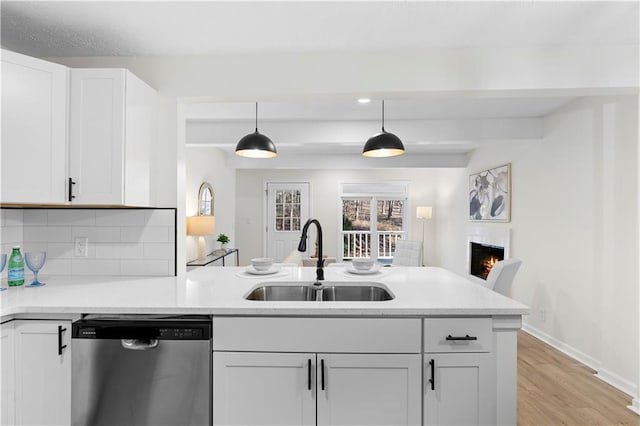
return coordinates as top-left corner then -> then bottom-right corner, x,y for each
362,131 -> 405,157
416,206 -> 433,220
187,215 -> 215,236
235,131 -> 277,158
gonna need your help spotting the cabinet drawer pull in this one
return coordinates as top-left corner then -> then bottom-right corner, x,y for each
68,178 -> 76,202
320,359 -> 325,391
58,325 -> 67,355
446,334 -> 477,341
428,359 -> 435,390
307,359 -> 312,391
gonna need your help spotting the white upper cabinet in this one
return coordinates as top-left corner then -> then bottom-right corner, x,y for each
1,49 -> 68,203
69,68 -> 157,206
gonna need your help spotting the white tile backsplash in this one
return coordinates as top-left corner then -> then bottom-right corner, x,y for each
23,209 -> 46,225
72,226 -> 121,243
72,259 -> 121,276
121,226 -> 170,243
0,208 -> 176,277
47,209 -> 96,226
95,243 -> 143,259
95,210 -> 146,227
144,209 -> 175,226
23,226 -> 72,242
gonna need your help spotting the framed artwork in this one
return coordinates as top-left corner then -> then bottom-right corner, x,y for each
469,163 -> 511,222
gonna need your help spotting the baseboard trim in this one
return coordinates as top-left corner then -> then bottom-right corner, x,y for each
628,398 -> 640,415
521,323 -> 636,398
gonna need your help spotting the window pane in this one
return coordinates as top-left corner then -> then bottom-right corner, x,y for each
377,200 -> 404,231
276,219 -> 283,231
342,199 -> 370,231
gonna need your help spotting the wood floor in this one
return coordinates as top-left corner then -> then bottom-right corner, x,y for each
518,330 -> 640,425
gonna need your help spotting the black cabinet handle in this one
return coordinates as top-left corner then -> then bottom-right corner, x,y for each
58,326 -> 67,355
428,359 -> 435,390
320,359 -> 325,391
307,359 -> 312,391
68,178 -> 76,202
446,334 -> 477,341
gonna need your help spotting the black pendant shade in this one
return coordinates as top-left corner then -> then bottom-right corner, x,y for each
363,100 -> 405,158
235,103 -> 277,158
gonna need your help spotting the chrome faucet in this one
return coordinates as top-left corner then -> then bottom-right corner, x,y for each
298,218 -> 324,282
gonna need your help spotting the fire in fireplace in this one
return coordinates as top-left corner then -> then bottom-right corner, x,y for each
470,242 -> 505,280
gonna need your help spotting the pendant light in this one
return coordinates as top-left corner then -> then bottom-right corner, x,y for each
235,102 -> 277,158
362,100 -> 405,158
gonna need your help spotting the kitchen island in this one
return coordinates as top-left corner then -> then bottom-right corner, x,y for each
1,265 -> 528,425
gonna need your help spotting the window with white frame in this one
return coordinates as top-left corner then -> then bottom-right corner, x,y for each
340,183 -> 408,260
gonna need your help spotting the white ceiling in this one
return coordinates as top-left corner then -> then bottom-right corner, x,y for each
1,1 -> 637,57
1,1 -> 637,163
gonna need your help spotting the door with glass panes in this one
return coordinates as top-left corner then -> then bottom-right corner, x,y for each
266,183 -> 310,262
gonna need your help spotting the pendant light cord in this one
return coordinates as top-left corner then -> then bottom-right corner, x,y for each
255,102 -> 258,132
381,100 -> 386,132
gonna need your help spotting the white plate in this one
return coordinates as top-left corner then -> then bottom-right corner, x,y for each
246,266 -> 280,275
345,265 -> 381,275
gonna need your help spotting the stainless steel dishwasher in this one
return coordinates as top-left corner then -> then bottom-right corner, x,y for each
71,315 -> 212,426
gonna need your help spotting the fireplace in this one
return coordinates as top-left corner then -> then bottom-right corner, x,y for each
469,242 -> 504,280
467,226 -> 510,283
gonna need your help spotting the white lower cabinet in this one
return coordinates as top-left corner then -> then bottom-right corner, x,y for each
213,352 -> 315,426
317,353 -> 422,426
1,321 -> 15,426
13,320 -> 71,426
213,351 -> 421,426
423,317 -> 496,426
423,353 -> 495,426
212,317 -> 423,426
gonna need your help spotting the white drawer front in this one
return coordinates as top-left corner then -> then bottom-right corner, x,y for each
214,317 -> 421,353
424,318 -> 492,353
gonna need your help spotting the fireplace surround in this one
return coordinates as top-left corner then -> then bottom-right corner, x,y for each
467,226 -> 511,283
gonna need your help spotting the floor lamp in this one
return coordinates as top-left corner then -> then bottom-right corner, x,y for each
416,206 -> 433,266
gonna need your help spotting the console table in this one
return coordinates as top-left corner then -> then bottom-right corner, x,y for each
187,248 -> 240,269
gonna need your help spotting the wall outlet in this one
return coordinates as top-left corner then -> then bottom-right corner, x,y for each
74,237 -> 89,257
539,308 -> 546,322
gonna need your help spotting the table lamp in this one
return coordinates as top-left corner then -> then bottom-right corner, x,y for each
187,216 -> 215,260
416,206 -> 433,266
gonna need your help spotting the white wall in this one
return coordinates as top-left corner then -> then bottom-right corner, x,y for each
185,147 -> 236,262
235,169 -> 440,265
464,95 -> 638,396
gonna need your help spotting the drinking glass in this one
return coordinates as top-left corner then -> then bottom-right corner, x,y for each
0,254 -> 6,291
25,251 -> 47,288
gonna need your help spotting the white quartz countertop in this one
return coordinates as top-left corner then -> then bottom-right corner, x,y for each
0,266 -> 528,319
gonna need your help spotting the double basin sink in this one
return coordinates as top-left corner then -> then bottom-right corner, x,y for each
245,281 -> 394,302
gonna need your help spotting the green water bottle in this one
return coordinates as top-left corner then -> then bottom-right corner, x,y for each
8,246 -> 24,286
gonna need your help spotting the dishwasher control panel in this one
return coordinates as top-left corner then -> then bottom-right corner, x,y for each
72,317 -> 212,340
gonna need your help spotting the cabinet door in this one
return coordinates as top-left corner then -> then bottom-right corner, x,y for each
424,353 -> 496,426
14,320 -> 71,426
1,49 -> 68,203
213,352 -> 315,426
1,321 -> 15,426
317,353 -> 422,426
69,68 -> 126,204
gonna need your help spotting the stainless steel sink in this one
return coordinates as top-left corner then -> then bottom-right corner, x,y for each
245,281 -> 394,302
245,285 -> 316,301
321,285 -> 393,301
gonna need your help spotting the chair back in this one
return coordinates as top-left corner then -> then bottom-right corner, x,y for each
486,258 -> 522,296
391,240 -> 423,266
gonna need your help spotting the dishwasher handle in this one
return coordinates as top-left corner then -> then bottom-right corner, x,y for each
121,339 -> 159,351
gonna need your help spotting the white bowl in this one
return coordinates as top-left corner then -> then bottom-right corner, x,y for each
351,258 -> 375,271
251,257 -> 274,271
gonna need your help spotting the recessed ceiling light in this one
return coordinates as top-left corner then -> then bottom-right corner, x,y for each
357,98 -> 371,104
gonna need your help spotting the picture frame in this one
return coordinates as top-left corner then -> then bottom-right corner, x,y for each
469,163 -> 511,222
